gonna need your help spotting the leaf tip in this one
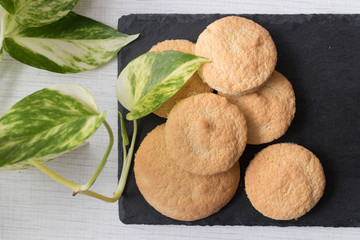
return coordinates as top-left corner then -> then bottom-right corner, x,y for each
128,33 -> 140,42
133,33 -> 140,38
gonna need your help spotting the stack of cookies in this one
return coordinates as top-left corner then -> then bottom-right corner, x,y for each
134,93 -> 245,221
134,16 -> 325,222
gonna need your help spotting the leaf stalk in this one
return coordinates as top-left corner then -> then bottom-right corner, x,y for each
29,118 -> 137,203
76,119 -> 114,193
28,158 -> 80,191
79,119 -> 137,202
28,119 -> 114,195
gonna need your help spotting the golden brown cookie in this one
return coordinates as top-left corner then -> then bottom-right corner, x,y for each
219,71 -> 295,144
165,93 -> 247,175
134,124 -> 240,221
195,16 -> 277,95
245,143 -> 326,220
149,39 -> 213,118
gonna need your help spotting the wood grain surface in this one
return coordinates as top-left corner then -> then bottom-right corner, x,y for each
1,0 -> 359,239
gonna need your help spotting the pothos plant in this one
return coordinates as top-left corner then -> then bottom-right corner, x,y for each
0,0 -> 138,73
0,51 -> 209,202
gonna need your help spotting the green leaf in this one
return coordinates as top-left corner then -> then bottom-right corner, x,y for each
116,51 -> 210,120
0,84 -> 105,171
3,12 -> 139,73
0,0 -> 78,27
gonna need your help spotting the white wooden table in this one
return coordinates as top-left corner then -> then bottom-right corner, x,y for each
1,1 -> 359,239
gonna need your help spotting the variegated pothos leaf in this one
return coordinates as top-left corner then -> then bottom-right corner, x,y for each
0,84 -> 105,171
116,51 -> 210,120
0,0 -> 78,27
3,12 -> 139,73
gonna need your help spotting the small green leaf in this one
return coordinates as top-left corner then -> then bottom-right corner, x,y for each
118,111 -> 129,146
0,0 -> 78,27
116,51 -> 210,120
0,84 -> 105,171
3,12 -> 139,73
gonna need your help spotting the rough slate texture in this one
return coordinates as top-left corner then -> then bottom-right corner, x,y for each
117,14 -> 360,226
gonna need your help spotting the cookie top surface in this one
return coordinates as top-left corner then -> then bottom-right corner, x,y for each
165,93 -> 247,175
149,39 -> 212,118
219,71 -> 296,144
245,143 -> 326,220
134,124 -> 240,221
195,16 -> 277,95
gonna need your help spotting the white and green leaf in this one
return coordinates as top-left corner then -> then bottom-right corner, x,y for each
0,84 -> 105,171
116,51 -> 210,120
3,12 -> 139,73
0,0 -> 78,27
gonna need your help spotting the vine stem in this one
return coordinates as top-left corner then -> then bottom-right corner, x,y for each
113,119 -> 137,200
28,158 -> 80,191
28,119 -> 138,203
80,119 -> 137,202
76,119 -> 114,193
28,119 -> 114,194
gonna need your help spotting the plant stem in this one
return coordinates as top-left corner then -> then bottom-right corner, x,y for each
29,119 -> 113,194
113,119 -> 137,200
29,119 -> 138,203
76,119 -> 114,193
78,189 -> 116,202
28,158 -> 117,202
28,158 -> 80,192
79,119 -> 138,202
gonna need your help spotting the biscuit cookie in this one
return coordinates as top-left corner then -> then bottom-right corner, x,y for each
195,16 -> 277,95
245,143 -> 326,220
134,124 -> 240,221
165,93 -> 247,175
219,71 -> 295,144
149,39 -> 213,118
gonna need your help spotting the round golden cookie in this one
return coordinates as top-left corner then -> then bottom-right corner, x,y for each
165,93 -> 247,175
134,124 -> 240,221
219,71 -> 296,145
245,143 -> 326,220
149,39 -> 213,118
195,16 -> 277,95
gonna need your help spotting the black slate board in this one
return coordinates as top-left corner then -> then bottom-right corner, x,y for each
117,14 -> 360,227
